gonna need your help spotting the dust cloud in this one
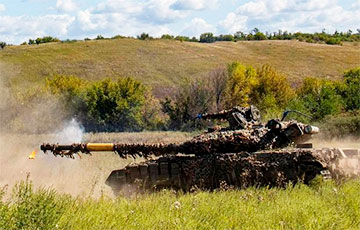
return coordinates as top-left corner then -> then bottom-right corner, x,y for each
0,74 -> 133,198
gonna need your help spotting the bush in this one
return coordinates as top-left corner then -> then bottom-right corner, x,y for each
162,78 -> 215,130
137,33 -> 152,40
224,62 -> 257,108
318,111 -> 360,138
111,35 -> 125,39
342,68 -> 360,110
251,65 -> 294,116
45,76 -> 163,132
33,36 -> 60,45
95,35 -> 105,40
326,38 -> 342,45
1,176 -> 69,230
82,78 -> 147,132
161,34 -> 174,40
200,33 -> 215,43
254,32 -> 267,40
217,34 -> 234,42
0,41 -> 6,49
295,77 -> 343,120
45,75 -> 88,118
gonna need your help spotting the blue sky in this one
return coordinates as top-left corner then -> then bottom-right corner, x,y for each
0,0 -> 359,44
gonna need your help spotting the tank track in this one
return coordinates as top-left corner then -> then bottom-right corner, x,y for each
106,149 -> 330,194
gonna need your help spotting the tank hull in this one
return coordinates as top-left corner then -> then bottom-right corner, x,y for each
105,148 -> 347,194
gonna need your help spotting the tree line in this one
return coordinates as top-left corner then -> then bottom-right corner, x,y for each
1,28 -> 357,49
7,64 -> 358,133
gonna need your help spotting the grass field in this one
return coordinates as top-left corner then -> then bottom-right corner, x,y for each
1,178 -> 360,230
1,39 -> 359,93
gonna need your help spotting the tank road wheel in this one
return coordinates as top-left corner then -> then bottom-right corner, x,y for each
105,157 -> 188,194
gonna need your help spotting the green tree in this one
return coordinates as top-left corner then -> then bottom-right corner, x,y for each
83,77 -> 146,132
137,33 -> 151,40
95,35 -> 105,40
296,77 -> 343,120
250,65 -> 294,116
224,62 -> 258,108
342,67 -> 360,110
199,33 -> 215,43
161,34 -> 174,40
0,41 -> 6,49
254,32 -> 267,40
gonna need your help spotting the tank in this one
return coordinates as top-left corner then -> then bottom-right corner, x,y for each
40,106 -> 355,194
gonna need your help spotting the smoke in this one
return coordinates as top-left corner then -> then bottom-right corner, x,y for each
55,118 -> 84,144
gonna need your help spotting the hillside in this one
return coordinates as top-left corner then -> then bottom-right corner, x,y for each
0,39 -> 359,92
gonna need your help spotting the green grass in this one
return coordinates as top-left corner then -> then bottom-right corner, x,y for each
1,39 -> 359,93
1,178 -> 360,230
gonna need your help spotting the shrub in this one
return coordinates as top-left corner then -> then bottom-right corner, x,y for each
326,38 -> 342,45
318,111 -> 360,138
224,62 -> 257,108
95,35 -> 105,40
162,78 -> 215,130
254,32 -> 267,40
45,75 -> 88,115
251,65 -> 294,115
0,41 -> 6,49
175,36 -> 190,42
4,176 -> 69,230
34,36 -> 60,45
200,33 -> 215,43
341,68 -> 360,111
296,77 -> 343,120
111,35 -> 125,39
137,33 -> 152,40
161,34 -> 174,40
83,77 -> 146,132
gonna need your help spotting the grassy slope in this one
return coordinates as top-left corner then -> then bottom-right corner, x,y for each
1,179 -> 360,230
1,39 -> 359,92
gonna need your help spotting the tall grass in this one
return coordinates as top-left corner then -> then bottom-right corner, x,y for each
1,178 -> 360,229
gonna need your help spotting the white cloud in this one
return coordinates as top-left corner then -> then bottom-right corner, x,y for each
218,13 -> 247,34
0,4 -> 5,12
237,1 -> 267,16
56,0 -> 77,12
181,18 -> 216,37
171,0 -> 218,10
352,0 -> 360,9
1,0 -> 360,44
218,0 -> 360,34
143,0 -> 189,23
0,15 -> 74,44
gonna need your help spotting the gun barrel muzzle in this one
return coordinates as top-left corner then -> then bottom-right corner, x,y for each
304,125 -> 320,134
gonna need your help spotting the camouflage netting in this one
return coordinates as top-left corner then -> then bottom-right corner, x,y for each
106,148 -> 342,193
113,123 -> 297,158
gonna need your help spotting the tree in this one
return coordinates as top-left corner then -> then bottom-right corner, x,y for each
224,62 -> 258,108
161,34 -> 174,40
83,77 -> 147,132
95,35 -> 105,40
28,39 -> 36,45
296,77 -> 343,120
254,32 -> 267,40
251,28 -> 260,34
137,33 -> 151,40
251,65 -> 294,114
199,33 -> 215,43
0,41 -> 6,49
234,31 -> 245,41
208,67 -> 228,111
342,68 -> 360,110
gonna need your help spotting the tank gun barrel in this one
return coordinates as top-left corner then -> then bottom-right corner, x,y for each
40,143 -> 179,159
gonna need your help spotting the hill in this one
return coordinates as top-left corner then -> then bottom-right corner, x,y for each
0,39 -> 359,93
